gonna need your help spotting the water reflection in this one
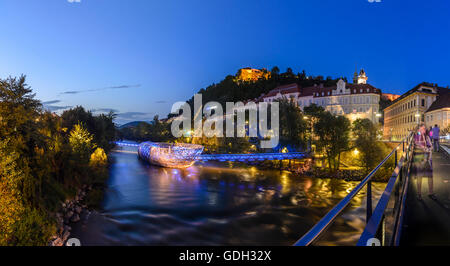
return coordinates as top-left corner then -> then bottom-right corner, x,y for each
71,146 -> 384,246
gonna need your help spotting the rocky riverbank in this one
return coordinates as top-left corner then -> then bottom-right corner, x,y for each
305,168 -> 366,181
247,158 -> 313,174
49,185 -> 92,246
248,158 -> 390,182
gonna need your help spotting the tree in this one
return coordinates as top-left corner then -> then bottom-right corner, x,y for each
270,66 -> 280,76
0,147 -> 26,245
92,111 -> 117,152
61,106 -> 95,133
278,98 -> 307,149
89,147 -> 107,167
303,104 -> 325,147
443,125 -> 450,136
0,122 -> 52,247
69,123 -> 94,163
299,70 -> 307,80
352,118 -> 384,173
303,104 -> 325,122
62,107 -> 116,152
0,76 -> 44,204
314,112 -> 351,172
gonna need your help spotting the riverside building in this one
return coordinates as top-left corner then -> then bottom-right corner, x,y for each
383,82 -> 449,140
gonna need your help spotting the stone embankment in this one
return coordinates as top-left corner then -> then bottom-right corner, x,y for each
49,184 -> 92,246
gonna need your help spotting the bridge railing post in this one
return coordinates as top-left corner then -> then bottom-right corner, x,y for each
394,150 -> 398,167
366,180 -> 372,222
399,164 -> 403,183
377,214 -> 386,246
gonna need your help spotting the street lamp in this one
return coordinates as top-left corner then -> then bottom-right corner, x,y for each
415,113 -> 421,125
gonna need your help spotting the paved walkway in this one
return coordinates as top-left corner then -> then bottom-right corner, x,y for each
401,148 -> 450,245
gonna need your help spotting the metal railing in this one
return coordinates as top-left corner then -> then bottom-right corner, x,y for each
294,132 -> 415,246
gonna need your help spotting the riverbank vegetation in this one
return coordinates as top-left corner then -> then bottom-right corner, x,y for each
117,115 -> 172,142
0,76 -> 116,245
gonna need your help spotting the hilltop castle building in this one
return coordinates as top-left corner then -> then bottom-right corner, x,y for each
235,68 -> 270,82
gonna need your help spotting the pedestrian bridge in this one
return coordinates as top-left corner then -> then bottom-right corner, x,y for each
293,134 -> 450,246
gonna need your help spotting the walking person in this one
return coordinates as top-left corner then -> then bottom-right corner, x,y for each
432,124 -> 440,152
413,124 -> 436,201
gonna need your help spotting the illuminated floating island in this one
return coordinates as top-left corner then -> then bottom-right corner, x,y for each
138,142 -> 204,168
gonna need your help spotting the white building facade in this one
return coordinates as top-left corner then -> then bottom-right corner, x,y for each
260,70 -> 382,124
383,83 -> 448,140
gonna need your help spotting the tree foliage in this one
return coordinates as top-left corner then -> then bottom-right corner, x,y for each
278,98 -> 307,149
90,147 -> 108,167
314,112 -> 351,172
0,76 -> 116,245
69,123 -> 95,161
62,106 -> 116,153
118,115 -> 173,142
352,118 -> 384,173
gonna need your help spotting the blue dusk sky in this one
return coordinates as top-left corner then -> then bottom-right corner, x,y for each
1,0 -> 449,124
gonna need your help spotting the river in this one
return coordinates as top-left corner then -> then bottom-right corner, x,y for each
71,144 -> 385,246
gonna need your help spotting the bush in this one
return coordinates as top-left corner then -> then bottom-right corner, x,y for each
90,147 -> 107,167
11,208 -> 55,246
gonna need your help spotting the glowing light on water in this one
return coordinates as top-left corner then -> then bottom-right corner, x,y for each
138,142 -> 204,168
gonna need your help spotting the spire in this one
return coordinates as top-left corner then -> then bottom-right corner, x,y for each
353,64 -> 358,84
359,68 -> 366,76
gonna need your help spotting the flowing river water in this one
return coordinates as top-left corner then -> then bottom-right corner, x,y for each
71,144 -> 385,246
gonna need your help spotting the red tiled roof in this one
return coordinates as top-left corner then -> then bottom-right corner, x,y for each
386,82 -> 444,107
298,86 -> 316,97
310,86 -> 335,97
346,83 -> 381,95
311,83 -> 381,97
263,83 -> 301,98
426,90 -> 450,112
261,82 -> 381,100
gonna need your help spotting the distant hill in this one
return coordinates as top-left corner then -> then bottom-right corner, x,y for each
118,121 -> 150,129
